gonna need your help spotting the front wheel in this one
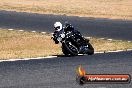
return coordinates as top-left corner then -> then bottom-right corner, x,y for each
62,41 -> 79,56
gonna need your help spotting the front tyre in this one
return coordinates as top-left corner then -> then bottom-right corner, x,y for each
62,41 -> 79,56
62,45 -> 70,56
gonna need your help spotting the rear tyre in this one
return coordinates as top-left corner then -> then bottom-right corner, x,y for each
87,43 -> 94,55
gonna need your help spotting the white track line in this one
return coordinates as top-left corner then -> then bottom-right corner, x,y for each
0,49 -> 131,62
0,56 -> 57,62
107,39 -> 113,41
41,32 -> 46,34
107,50 -> 123,53
127,49 -> 132,51
31,31 -> 36,32
95,52 -> 105,54
115,50 -> 124,52
18,30 -> 24,32
8,29 -> 14,31
95,49 -> 132,54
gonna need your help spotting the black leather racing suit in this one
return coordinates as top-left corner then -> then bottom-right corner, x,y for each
53,23 -> 89,46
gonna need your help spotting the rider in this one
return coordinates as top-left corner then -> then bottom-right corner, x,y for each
53,21 -> 87,43
52,22 -> 64,44
53,21 -> 89,52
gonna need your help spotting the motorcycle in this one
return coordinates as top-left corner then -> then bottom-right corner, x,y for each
52,24 -> 94,56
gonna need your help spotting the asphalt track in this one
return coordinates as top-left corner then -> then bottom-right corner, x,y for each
0,10 -> 132,88
0,10 -> 132,40
0,51 -> 131,88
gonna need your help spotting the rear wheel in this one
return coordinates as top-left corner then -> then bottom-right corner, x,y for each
87,43 -> 94,55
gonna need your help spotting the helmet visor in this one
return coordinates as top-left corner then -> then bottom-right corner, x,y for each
54,26 -> 60,31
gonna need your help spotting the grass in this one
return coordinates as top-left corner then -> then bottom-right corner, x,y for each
90,37 -> 132,52
0,0 -> 132,19
0,29 -> 132,60
0,29 -> 61,60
